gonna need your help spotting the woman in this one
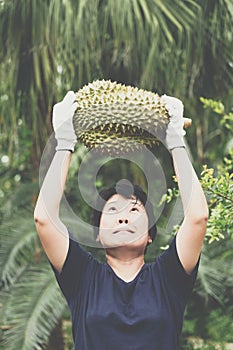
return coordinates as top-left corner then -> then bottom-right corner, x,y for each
34,91 -> 209,349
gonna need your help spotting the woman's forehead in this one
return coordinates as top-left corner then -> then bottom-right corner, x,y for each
105,194 -> 142,205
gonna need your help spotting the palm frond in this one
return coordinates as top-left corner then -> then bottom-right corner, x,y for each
0,230 -> 37,287
0,209 -> 39,287
196,258 -> 225,304
195,239 -> 233,304
0,185 -> 67,349
1,262 -> 66,350
97,0 -> 201,89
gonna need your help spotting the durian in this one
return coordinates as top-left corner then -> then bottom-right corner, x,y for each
74,79 -> 170,156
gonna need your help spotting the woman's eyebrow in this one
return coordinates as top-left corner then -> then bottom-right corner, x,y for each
131,200 -> 142,206
106,199 -> 118,205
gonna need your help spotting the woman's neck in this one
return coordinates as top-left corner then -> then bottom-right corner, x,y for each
105,248 -> 145,282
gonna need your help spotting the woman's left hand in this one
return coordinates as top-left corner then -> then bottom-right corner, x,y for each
161,94 -> 186,150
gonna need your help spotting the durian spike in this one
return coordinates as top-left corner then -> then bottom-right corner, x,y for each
73,79 -> 192,156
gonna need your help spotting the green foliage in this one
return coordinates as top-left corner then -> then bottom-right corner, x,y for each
181,339 -> 228,350
199,97 -> 233,243
161,163 -> 233,245
0,181 -> 67,349
200,97 -> 225,115
201,164 -> 233,243
206,308 -> 233,342
62,320 -> 73,350
200,97 -> 233,136
189,96 -> 233,167
1,263 -> 66,350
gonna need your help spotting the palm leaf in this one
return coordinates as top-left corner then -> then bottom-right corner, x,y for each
0,209 -> 39,287
194,239 -> 233,304
0,189 -> 67,349
0,183 -> 42,287
1,262 -> 66,350
196,258 -> 225,304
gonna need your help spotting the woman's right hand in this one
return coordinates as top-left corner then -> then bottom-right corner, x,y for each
52,91 -> 78,152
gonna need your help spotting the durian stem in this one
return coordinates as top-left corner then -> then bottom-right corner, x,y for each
184,118 -> 192,129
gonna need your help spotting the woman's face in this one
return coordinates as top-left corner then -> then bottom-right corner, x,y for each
97,194 -> 151,249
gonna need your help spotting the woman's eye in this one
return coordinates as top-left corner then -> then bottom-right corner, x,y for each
131,207 -> 139,212
108,207 -> 117,212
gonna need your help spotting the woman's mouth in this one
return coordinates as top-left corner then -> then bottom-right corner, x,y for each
113,228 -> 135,234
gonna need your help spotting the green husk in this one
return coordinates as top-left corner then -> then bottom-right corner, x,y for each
74,79 -> 169,155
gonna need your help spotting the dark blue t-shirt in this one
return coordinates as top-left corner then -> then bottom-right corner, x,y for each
52,236 -> 198,350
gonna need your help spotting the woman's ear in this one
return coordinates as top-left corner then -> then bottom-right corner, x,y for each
148,236 -> 152,244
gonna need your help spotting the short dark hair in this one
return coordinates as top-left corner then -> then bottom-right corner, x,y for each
92,182 -> 157,242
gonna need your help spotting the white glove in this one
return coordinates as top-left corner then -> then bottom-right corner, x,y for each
52,91 -> 78,152
161,94 -> 186,150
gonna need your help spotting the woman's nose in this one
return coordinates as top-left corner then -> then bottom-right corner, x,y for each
117,218 -> 129,224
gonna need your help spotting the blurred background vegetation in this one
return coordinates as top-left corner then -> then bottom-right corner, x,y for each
0,1 -> 232,349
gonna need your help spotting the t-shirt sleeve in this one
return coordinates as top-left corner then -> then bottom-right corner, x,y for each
157,235 -> 199,301
51,237 -> 92,301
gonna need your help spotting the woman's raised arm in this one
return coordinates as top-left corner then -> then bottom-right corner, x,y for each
34,92 -> 78,272
161,95 -> 209,274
